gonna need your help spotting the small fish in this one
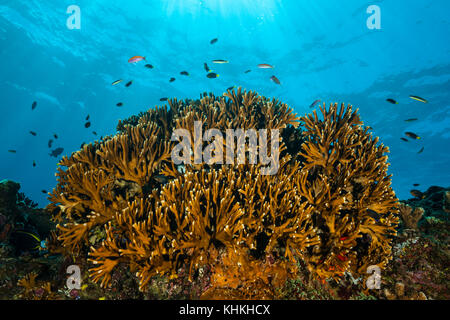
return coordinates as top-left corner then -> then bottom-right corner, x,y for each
210,38 -> 218,44
400,137 -> 409,142
8,150 -> 16,153
413,183 -> 420,187
258,63 -> 274,69
244,69 -> 251,74
33,160 -> 36,167
48,139 -> 53,148
49,147 -> 64,158
53,134 -> 58,139
409,95 -> 428,103
206,72 -> 219,79
111,79 -> 123,86
41,190 -> 48,194
180,71 -> 189,76
169,77 -> 176,82
405,132 -> 420,140
86,115 -> 90,121
15,230 -> 47,251
85,121 -> 91,128
81,284 -> 88,291
270,75 -> 281,84
31,101 -> 37,110
417,147 -> 424,154
29,131 -> 37,136
116,102 -> 123,107
160,97 -> 168,101
145,64 -> 154,69
404,118 -> 418,122
386,98 -> 398,104
125,81 -> 133,87
309,99 -> 321,108
92,131 -> 97,136
212,59 -> 228,64
204,63 -> 211,72
410,189 -> 425,199
227,86 -> 236,91
128,56 -> 146,64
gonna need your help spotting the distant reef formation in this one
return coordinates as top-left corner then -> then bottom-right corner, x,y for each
0,88 -> 448,300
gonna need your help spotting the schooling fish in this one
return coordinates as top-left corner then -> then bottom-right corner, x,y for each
93,131 -> 97,136
128,56 -> 146,64
258,63 -> 274,69
409,95 -> 428,103
417,147 -> 424,154
160,97 -> 168,101
204,63 -> 211,72
8,150 -> 17,153
85,121 -> 91,128
212,59 -> 228,64
413,183 -> 420,187
210,38 -> 218,44
116,102 -> 123,107
410,189 -> 425,199
405,132 -> 420,140
309,99 -> 321,108
112,79 -> 123,86
33,160 -> 36,167
86,114 -> 90,121
31,101 -> 37,110
227,86 -> 236,91
404,118 -> 418,122
169,77 -> 176,82
53,134 -> 58,139
400,137 -> 409,142
180,71 -> 189,76
244,69 -> 251,73
29,131 -> 37,136
41,190 -> 48,194
145,64 -> 154,69
386,98 -> 398,104
49,147 -> 64,158
270,75 -> 281,84
48,139 -> 53,148
125,81 -> 133,87
206,72 -> 219,79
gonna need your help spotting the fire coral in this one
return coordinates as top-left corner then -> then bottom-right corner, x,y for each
47,88 -> 399,296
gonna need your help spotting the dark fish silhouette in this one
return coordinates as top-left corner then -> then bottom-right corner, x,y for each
49,147 -> 64,158
400,137 -> 408,142
145,64 -> 154,69
116,102 -> 123,107
53,134 -> 58,139
409,95 -> 428,103
31,101 -> 37,110
244,70 -> 251,74
210,38 -> 218,44
270,75 -> 281,84
48,139 -> 53,148
180,71 -> 189,76
169,77 -> 176,82
125,81 -> 133,87
8,150 -> 16,153
227,86 -> 236,91
405,132 -> 420,140
85,121 -> 91,128
160,97 -> 168,101
92,131 -> 97,136
41,190 -> 48,194
33,161 -> 36,167
418,147 -> 424,154
309,99 -> 321,108
29,131 -> 37,136
404,118 -> 418,122
86,114 -> 90,121
410,189 -> 425,199
204,63 -> 211,72
386,98 -> 398,104
413,183 -> 420,187
206,72 -> 219,79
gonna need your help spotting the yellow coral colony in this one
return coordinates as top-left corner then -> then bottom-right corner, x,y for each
47,88 -> 399,297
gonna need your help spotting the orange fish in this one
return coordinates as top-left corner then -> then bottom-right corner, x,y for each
128,56 -> 146,64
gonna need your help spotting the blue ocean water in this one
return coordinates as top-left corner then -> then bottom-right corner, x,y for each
0,0 -> 449,206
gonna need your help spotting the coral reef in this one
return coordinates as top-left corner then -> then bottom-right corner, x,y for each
45,88 -> 400,297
